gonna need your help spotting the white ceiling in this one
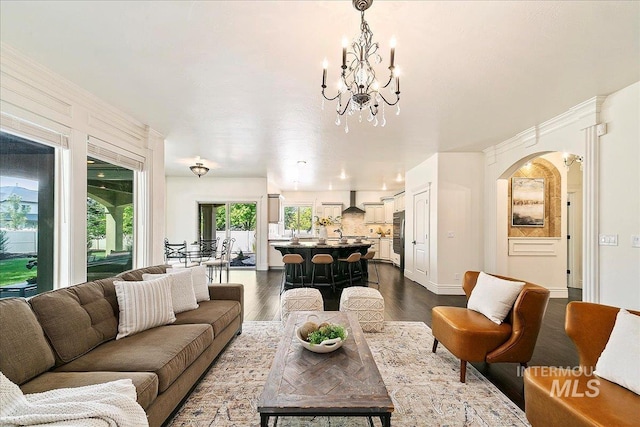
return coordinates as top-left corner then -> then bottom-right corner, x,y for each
1,1 -> 638,191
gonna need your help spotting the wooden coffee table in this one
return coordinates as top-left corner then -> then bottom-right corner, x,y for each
258,311 -> 393,426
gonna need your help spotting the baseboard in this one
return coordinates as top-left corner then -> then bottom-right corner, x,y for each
548,287 -> 569,298
257,262 -> 269,271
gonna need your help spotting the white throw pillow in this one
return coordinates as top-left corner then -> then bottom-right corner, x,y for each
467,271 -> 525,324
594,309 -> 640,395
114,277 -> 176,340
167,265 -> 210,302
143,269 -> 199,313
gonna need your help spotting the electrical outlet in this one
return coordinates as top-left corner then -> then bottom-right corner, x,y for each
454,273 -> 460,281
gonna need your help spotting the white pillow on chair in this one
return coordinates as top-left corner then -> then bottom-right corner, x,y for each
594,309 -> 640,395
467,271 -> 525,324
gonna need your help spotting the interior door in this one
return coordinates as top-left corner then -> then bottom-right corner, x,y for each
413,190 -> 429,278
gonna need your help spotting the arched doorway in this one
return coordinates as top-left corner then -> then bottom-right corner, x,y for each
495,152 -> 582,299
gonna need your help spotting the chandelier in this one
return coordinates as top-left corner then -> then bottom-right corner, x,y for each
190,157 -> 209,178
321,0 -> 400,132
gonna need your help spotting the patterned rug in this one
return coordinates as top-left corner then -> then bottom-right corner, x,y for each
168,321 -> 529,426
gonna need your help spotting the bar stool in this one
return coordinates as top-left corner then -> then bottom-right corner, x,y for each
281,254 -> 304,293
337,252 -> 362,287
310,254 -> 336,292
362,251 -> 379,286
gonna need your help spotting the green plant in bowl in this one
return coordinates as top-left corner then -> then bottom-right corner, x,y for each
307,324 -> 346,345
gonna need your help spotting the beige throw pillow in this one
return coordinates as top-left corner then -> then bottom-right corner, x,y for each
467,272 -> 525,324
166,265 -> 210,302
143,270 -> 198,313
114,277 -> 176,340
594,309 -> 640,395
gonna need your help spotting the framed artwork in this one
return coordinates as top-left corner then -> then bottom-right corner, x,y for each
511,177 -> 545,227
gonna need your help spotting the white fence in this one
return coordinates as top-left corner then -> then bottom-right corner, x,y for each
0,230 -> 37,254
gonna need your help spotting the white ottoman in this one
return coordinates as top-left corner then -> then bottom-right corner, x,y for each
280,288 -> 324,323
339,287 -> 385,332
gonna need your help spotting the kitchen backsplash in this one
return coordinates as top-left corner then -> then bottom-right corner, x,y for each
329,213 -> 393,238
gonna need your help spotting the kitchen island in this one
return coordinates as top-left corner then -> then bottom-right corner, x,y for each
272,241 -> 372,289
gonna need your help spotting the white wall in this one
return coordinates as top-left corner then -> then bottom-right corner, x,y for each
483,82 -> 640,307
405,152 -> 484,294
598,82 -> 640,309
165,176 -> 269,270
1,44 -> 165,287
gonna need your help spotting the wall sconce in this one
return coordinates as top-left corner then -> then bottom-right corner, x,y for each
563,153 -> 584,168
190,156 -> 209,178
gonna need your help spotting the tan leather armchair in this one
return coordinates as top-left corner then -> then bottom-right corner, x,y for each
431,271 -> 550,382
524,302 -> 640,427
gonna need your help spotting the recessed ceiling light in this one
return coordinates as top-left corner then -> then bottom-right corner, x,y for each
340,171 -> 346,180
328,183 -> 333,190
396,173 -> 403,182
382,183 -> 387,191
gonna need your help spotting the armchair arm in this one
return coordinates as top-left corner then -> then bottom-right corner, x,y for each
565,301 -> 640,370
486,283 -> 549,363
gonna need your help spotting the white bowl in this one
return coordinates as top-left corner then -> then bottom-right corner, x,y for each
296,327 -> 348,354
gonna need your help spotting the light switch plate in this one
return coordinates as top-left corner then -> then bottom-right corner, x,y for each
632,235 -> 640,248
599,234 -> 618,246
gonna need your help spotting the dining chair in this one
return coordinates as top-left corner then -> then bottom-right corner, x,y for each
164,238 -> 188,267
203,237 -> 235,282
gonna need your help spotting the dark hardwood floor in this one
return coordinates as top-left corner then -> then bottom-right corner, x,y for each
228,263 -> 581,410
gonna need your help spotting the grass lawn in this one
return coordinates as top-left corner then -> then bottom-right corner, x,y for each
0,258 -> 37,286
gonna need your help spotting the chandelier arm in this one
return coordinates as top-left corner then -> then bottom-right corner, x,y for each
321,88 -> 343,102
380,72 -> 394,89
336,97 -> 352,116
377,92 -> 400,107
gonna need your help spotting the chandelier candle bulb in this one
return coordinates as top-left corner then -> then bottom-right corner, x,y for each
390,37 -> 396,68
322,59 -> 328,87
342,37 -> 348,67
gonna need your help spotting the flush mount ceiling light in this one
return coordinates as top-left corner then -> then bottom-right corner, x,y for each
190,157 -> 209,178
321,0 -> 401,133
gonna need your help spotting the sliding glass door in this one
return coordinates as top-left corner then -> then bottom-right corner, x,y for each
198,202 -> 256,269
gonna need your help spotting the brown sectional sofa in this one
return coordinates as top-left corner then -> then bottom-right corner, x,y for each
0,265 -> 244,427
524,301 -> 639,427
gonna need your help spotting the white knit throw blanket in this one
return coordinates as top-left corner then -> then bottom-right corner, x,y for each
0,372 -> 148,427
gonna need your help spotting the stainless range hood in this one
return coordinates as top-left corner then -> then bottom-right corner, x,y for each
342,191 -> 365,215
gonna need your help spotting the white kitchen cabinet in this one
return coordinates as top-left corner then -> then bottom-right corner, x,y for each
368,238 -> 381,259
321,203 -> 342,221
364,204 -> 384,223
268,194 -> 283,223
391,252 -> 400,266
382,197 -> 394,224
380,238 -> 391,260
394,192 -> 405,212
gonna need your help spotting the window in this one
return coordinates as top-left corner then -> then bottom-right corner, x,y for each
283,205 -> 313,236
0,132 -> 55,298
87,157 -> 134,280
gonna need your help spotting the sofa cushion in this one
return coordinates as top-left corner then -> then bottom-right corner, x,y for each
143,270 -> 199,314
114,277 -> 176,339
20,371 -> 159,410
524,368 -> 639,427
28,279 -> 119,364
116,265 -> 167,282
166,265 -> 210,302
55,324 -> 213,392
173,300 -> 241,336
0,298 -> 55,385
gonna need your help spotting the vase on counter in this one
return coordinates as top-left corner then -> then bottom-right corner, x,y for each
318,226 -> 328,240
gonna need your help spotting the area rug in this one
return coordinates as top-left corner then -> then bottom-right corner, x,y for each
167,321 -> 529,426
